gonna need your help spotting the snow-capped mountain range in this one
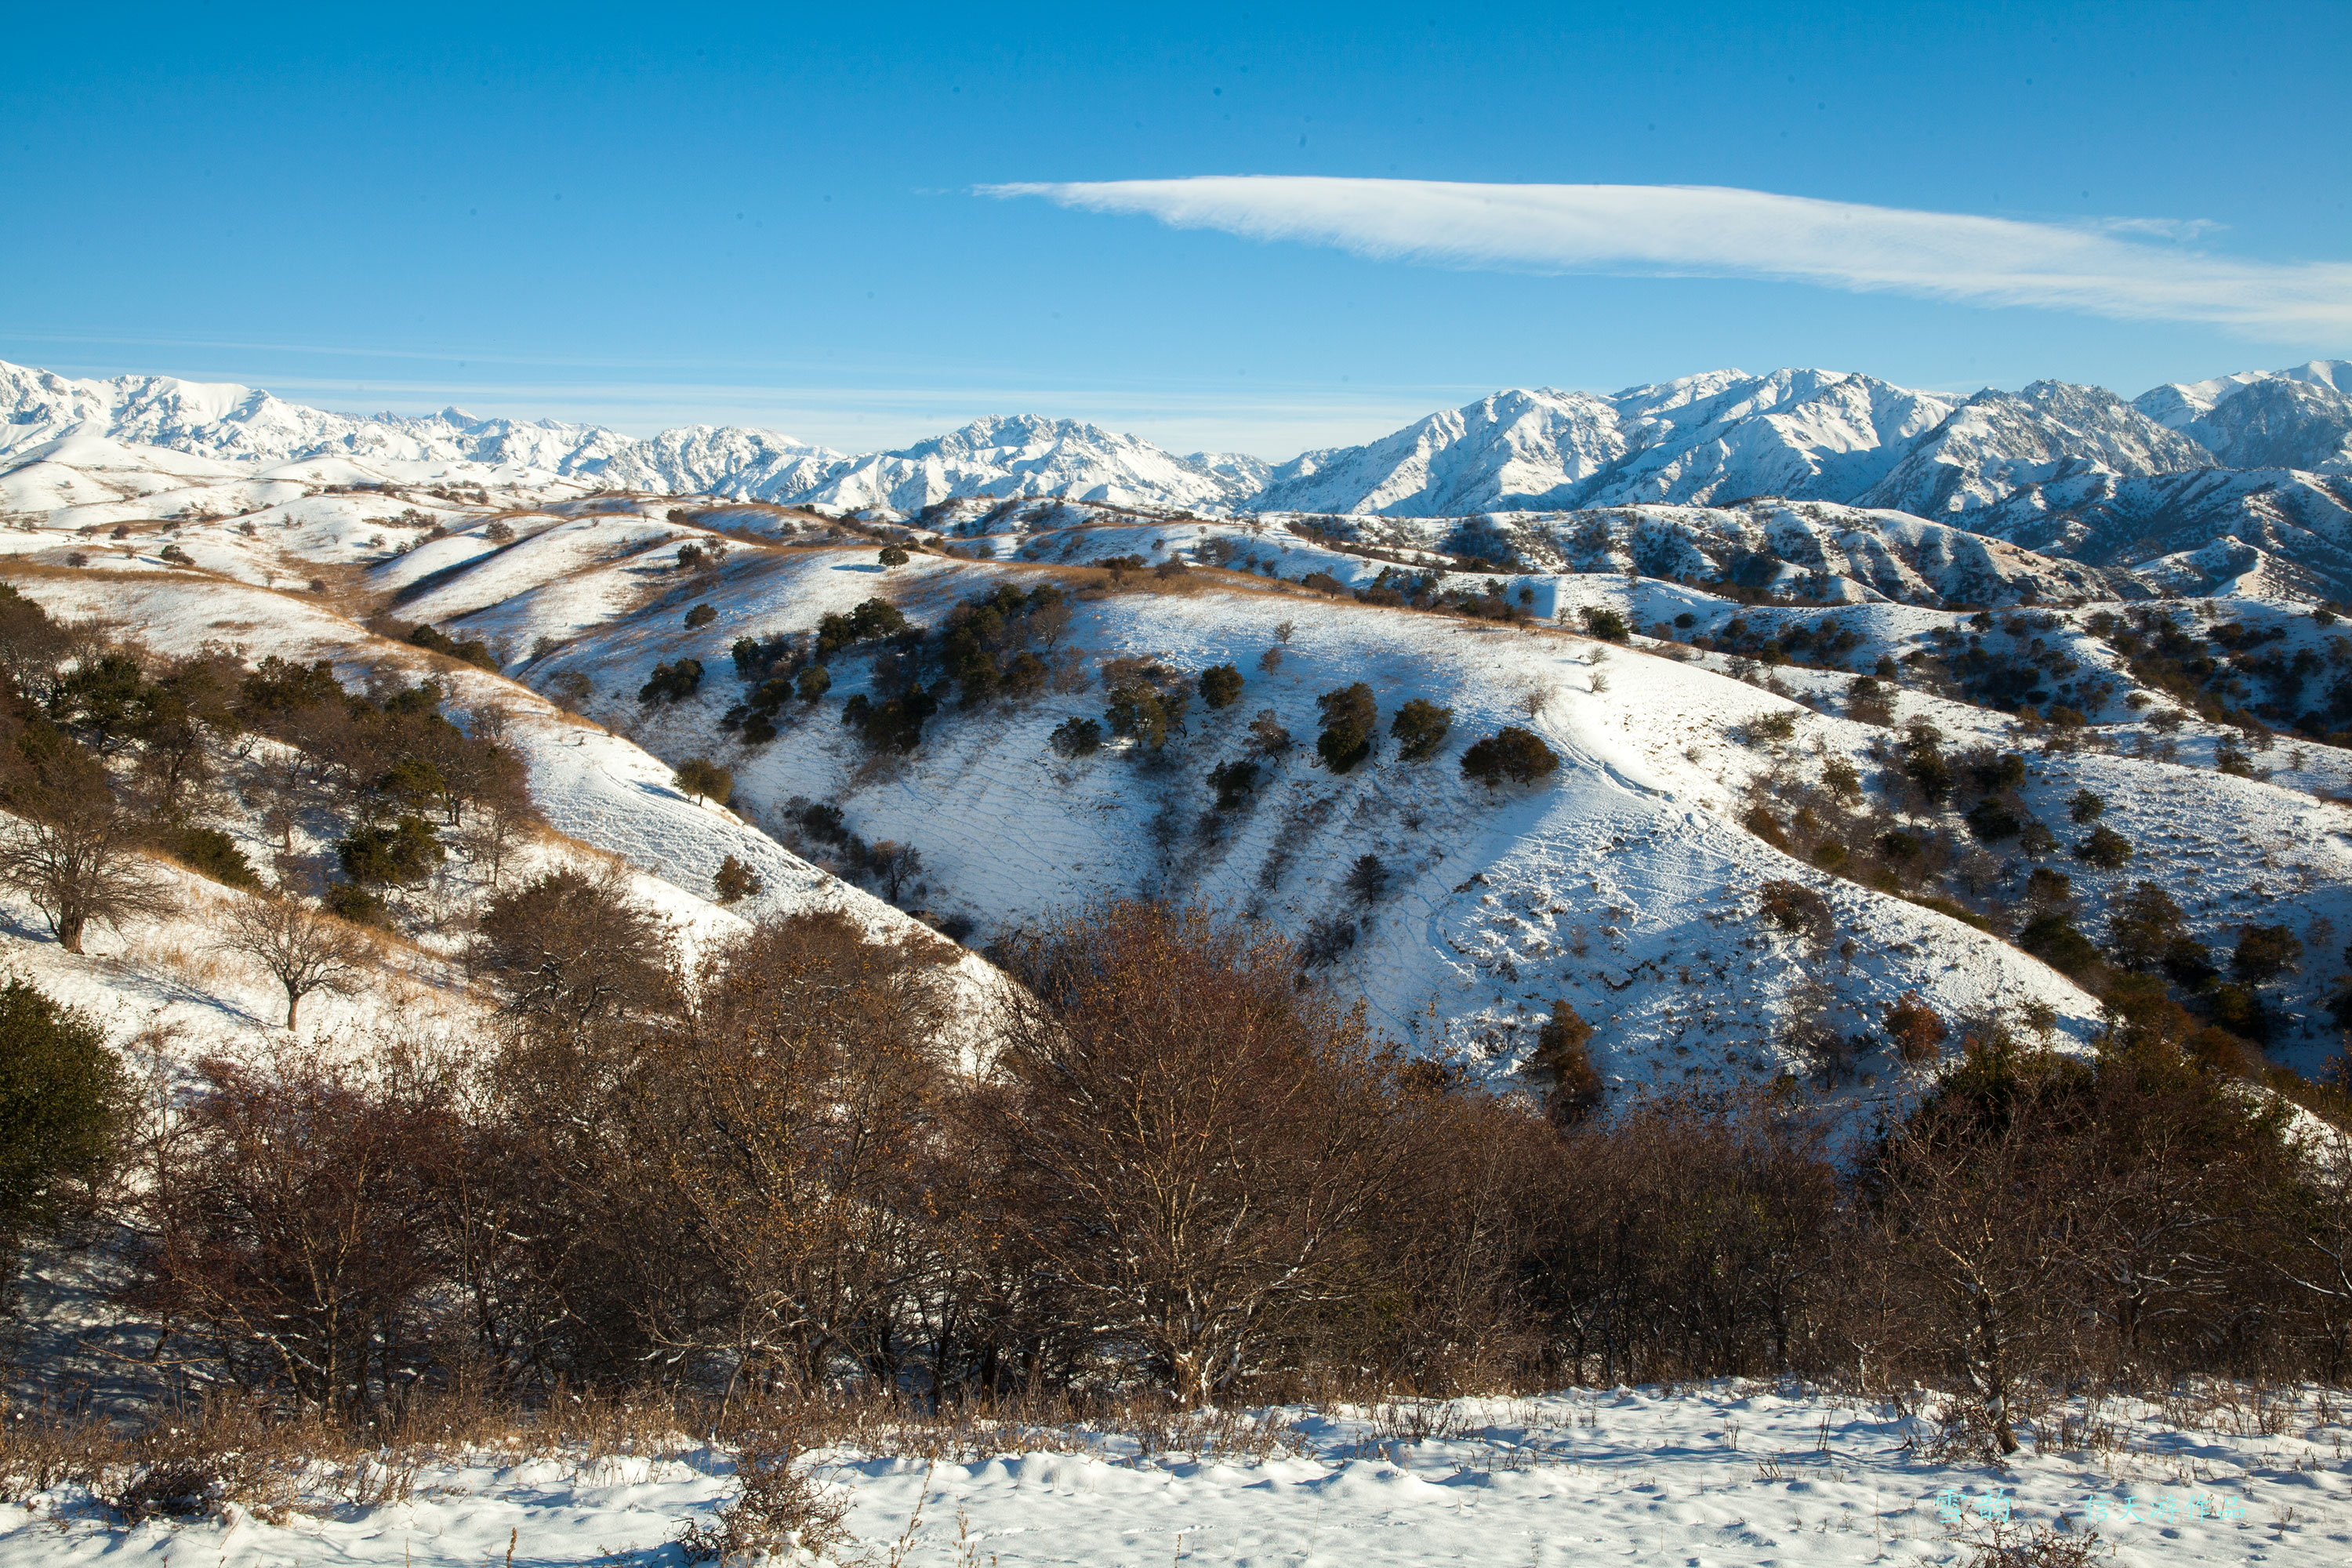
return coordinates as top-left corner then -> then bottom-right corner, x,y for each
5,354 -> 2351,586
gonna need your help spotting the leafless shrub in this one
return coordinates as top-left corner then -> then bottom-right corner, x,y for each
1960,1519 -> 2111,1568
677,1428 -> 851,1563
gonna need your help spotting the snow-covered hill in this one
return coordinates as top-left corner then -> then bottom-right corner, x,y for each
1958,466 -> 2352,597
1287,500 -> 2132,607
5,426 -> 2352,1109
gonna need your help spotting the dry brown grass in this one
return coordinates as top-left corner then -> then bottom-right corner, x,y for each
0,1381 -> 1326,1532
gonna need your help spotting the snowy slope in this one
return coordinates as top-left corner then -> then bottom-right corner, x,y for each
9,437 -> 2352,1100
408,538 -> 2131,1109
1959,467 -> 2352,596
2,568 -> 992,993
1290,501 -> 2129,607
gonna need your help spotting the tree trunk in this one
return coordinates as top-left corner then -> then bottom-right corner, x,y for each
1973,1291 -> 2021,1455
57,913 -> 85,953
285,985 -> 302,1031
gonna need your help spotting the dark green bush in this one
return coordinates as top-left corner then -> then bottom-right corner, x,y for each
1460,726 -> 1558,788
2208,982 -> 2271,1044
407,622 -> 497,671
1965,798 -> 2021,841
674,758 -> 733,804
0,979 -> 124,1248
1003,652 -> 1048,700
2107,880 -> 2186,971
854,689 -> 937,753
1198,664 -> 1244,710
795,666 -> 831,702
713,855 -> 762,904
2020,914 -> 2101,978
336,816 -> 443,886
162,825 -> 261,889
1314,684 -> 1377,773
685,603 -> 717,629
1106,682 -> 1186,752
1208,758 -> 1259,810
1390,697 -> 1453,762
2234,924 -> 2303,985
1051,717 -> 1103,758
815,598 -> 909,659
638,659 -> 705,704
2075,825 -> 2134,869
1579,606 -> 1631,642
324,881 -> 391,927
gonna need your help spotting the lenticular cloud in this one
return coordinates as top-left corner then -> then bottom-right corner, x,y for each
982,177 -> 2352,338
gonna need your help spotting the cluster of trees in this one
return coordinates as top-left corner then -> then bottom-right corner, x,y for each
16,895 -> 2352,1439
0,587 -> 532,946
234,658 -> 533,925
1299,564 -> 1543,623
2084,607 -> 2344,744
639,658 -> 704,705
1739,710 -> 2325,1102
1686,612 -> 1875,672
725,590 -> 1074,754
405,622 -> 498,673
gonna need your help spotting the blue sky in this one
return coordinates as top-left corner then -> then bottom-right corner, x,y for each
5,1 -> 2347,456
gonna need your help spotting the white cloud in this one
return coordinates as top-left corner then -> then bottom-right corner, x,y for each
982,178 -> 2352,339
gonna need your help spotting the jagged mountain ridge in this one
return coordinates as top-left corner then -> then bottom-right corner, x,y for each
0,361 -> 1264,513
6,356 -> 2352,590
2132,361 -> 2352,474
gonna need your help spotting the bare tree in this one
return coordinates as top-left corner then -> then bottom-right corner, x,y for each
452,798 -> 530,891
125,1047 -> 464,1416
867,840 -> 922,904
1857,1066 -> 2088,1456
0,807 -> 172,953
643,911 -> 956,1389
983,902 -> 1410,1404
216,894 -> 372,1029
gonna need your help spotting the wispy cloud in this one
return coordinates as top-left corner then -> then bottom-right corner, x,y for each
982,178 -> 2352,339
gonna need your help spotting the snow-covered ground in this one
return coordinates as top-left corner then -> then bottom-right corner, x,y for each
6,1381 -> 2350,1566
